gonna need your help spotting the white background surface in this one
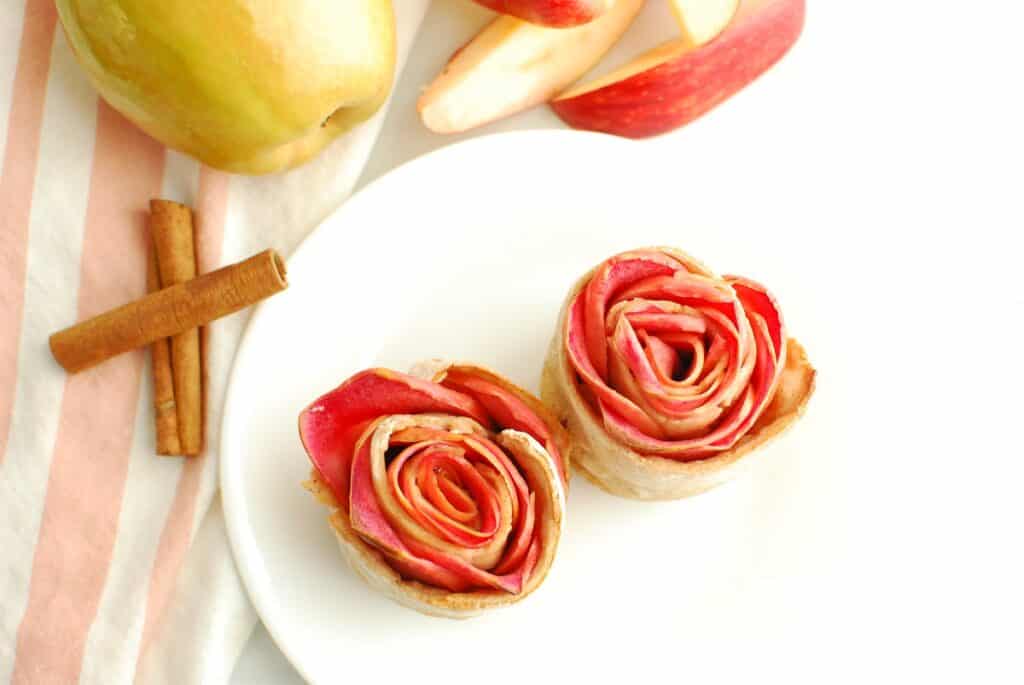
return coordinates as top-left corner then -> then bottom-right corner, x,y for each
230,0 -> 1024,682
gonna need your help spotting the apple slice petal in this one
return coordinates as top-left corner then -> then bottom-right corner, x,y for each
552,0 -> 805,138
418,0 -> 644,134
298,369 -> 490,511
440,370 -> 570,483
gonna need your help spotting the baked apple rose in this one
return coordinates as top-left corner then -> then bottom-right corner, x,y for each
299,362 -> 569,618
542,247 -> 815,501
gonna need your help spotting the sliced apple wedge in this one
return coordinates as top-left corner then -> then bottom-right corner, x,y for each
552,0 -> 804,138
418,0 -> 644,135
473,0 -> 609,27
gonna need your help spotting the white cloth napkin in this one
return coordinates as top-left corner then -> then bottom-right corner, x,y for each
0,1 -> 430,683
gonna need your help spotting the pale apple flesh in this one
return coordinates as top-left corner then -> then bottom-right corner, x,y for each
418,0 -> 643,135
56,0 -> 396,174
552,0 -> 804,138
670,0 -> 739,47
473,0 -> 610,28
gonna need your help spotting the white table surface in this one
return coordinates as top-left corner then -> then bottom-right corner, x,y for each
231,0 -> 1024,681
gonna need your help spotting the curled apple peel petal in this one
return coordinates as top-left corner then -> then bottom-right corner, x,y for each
299,363 -> 569,618
541,247 -> 815,500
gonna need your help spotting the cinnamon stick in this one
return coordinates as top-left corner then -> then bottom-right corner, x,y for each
149,200 -> 202,455
147,245 -> 182,456
50,249 -> 287,373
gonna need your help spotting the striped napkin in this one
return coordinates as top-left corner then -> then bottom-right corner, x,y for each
0,1 -> 430,682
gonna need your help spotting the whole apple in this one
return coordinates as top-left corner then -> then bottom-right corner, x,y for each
57,0 -> 396,174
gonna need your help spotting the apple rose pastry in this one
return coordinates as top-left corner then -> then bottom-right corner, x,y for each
542,247 -> 815,501
299,362 -> 569,618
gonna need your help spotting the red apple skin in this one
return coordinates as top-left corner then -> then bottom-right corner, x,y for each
474,0 -> 605,28
551,0 -> 804,137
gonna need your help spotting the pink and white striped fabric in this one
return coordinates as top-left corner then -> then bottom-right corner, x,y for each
0,2 -> 430,682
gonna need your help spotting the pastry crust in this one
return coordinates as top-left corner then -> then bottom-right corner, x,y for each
302,361 -> 567,618
541,250 -> 816,500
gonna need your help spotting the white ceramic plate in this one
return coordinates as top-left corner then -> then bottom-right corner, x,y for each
221,130 -> 839,683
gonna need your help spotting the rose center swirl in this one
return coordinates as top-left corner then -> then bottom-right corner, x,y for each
370,420 -> 535,573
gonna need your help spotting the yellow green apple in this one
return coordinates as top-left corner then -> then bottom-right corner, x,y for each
56,0 -> 396,174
